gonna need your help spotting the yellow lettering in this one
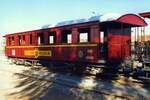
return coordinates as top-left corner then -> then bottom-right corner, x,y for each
24,50 -> 51,57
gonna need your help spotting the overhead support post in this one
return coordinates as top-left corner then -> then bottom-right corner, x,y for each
143,26 -> 145,41
137,27 -> 139,43
135,27 -> 137,42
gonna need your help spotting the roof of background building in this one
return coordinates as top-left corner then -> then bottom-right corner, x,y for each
139,12 -> 150,18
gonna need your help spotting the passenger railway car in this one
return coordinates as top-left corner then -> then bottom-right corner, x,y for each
4,13 -> 147,67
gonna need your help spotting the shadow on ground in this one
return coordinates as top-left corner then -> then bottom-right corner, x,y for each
7,64 -> 150,100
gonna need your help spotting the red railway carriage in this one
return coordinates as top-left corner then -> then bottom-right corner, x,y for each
4,13 -> 147,66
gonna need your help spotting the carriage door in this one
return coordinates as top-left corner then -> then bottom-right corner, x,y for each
107,26 -> 131,60
100,28 -> 108,60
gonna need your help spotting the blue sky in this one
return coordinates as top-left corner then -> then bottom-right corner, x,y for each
0,0 -> 150,35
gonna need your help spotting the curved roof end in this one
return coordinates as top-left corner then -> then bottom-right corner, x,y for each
116,14 -> 147,26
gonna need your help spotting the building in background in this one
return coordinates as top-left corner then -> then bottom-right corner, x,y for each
139,12 -> 150,41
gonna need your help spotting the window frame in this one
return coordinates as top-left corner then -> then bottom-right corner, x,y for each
61,30 -> 72,44
8,37 -> 11,46
48,31 -> 56,44
29,34 -> 33,45
18,35 -> 21,46
78,28 -> 90,43
38,33 -> 44,45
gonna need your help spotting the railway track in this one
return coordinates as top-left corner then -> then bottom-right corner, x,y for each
6,58 -> 150,89
1,58 -> 150,99
5,62 -> 150,100
7,58 -> 150,87
0,64 -> 137,100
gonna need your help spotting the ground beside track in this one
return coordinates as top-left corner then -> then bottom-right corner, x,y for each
0,55 -> 150,100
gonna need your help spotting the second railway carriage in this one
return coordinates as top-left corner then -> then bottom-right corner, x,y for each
4,13 -> 147,67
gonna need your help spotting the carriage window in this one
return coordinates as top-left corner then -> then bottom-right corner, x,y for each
100,32 -> 104,43
30,34 -> 32,45
8,37 -> 11,45
38,33 -> 44,45
61,30 -> 72,43
67,34 -> 72,43
79,28 -> 90,43
22,35 -> 25,45
48,32 -> 56,44
8,36 -> 14,45
110,28 -> 131,35
49,36 -> 54,44
80,33 -> 88,42
11,36 -> 14,45
18,36 -> 21,45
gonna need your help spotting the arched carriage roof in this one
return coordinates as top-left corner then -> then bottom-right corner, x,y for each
116,14 -> 147,26
53,13 -> 147,27
4,13 -> 147,36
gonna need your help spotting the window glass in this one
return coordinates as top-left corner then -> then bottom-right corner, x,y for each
79,33 -> 88,43
11,36 -> 14,45
67,34 -> 72,43
18,36 -> 21,45
78,28 -> 90,43
22,35 -> 25,45
61,30 -> 71,43
110,28 -> 131,35
30,34 -> 32,45
38,36 -> 41,45
49,36 -> 54,44
100,32 -> 104,43
49,32 -> 56,44
38,33 -> 44,45
8,37 -> 11,45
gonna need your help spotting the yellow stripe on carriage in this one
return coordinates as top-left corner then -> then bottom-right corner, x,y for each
6,44 -> 98,49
